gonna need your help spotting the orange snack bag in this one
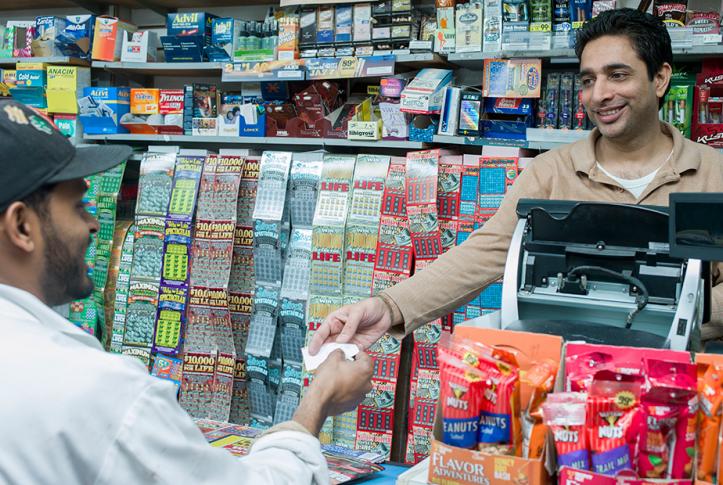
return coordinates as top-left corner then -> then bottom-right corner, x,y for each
698,363 -> 723,482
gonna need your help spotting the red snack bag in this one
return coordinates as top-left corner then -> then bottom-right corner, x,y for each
644,359 -> 697,479
439,345 -> 487,449
697,363 -> 723,482
566,351 -> 614,392
637,386 -> 692,478
542,392 -> 589,471
586,372 -> 642,476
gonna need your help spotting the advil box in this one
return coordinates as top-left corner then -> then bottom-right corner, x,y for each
427,327 -> 562,485
78,86 -> 130,134
166,12 -> 216,44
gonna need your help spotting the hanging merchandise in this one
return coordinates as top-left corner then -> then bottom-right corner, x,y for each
179,154 -> 244,422
153,154 -> 205,356
228,156 -> 260,426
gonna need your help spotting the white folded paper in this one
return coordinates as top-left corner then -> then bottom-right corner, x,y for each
301,343 -> 360,371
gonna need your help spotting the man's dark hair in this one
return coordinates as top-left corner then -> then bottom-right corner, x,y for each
575,8 -> 673,108
19,184 -> 57,219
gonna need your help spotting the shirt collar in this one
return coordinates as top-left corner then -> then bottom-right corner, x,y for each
570,121 -> 701,176
0,284 -> 103,350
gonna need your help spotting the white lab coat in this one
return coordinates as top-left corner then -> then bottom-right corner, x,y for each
0,284 -> 329,484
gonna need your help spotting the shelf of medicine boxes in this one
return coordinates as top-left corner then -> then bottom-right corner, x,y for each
83,133 -> 428,150
448,43 -> 723,66
0,57 -> 90,67
434,128 -> 591,150
93,53 -> 445,82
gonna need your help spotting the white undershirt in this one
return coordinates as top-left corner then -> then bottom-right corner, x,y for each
596,162 -> 661,198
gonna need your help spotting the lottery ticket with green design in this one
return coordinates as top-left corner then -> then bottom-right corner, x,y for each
168,155 -> 204,221
123,281 -> 161,348
110,224 -> 135,353
136,152 -> 176,218
130,217 -> 166,282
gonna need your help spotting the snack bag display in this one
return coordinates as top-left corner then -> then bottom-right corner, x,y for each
586,373 -> 641,476
439,345 -> 485,449
542,392 -> 589,471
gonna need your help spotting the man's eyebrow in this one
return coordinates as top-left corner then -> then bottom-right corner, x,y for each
580,63 -> 633,76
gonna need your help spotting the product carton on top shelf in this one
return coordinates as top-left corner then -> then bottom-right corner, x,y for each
92,16 -> 136,62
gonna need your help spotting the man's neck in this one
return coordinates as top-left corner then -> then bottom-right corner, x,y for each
596,121 -> 674,179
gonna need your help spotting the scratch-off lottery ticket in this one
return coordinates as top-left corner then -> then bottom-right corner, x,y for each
123,281 -> 161,348
309,225 -> 346,297
281,228 -> 313,300
347,154 -> 389,226
478,156 -> 518,221
252,151 -> 293,222
130,217 -> 166,281
246,354 -> 275,428
288,154 -> 324,228
313,154 -> 356,226
236,157 -> 260,226
253,219 -> 284,286
273,363 -> 303,425
460,155 -> 481,222
245,284 -> 281,358
168,155 -> 204,221
136,151 -> 176,218
109,223 -> 135,354
436,156 -> 463,221
343,224 -> 381,298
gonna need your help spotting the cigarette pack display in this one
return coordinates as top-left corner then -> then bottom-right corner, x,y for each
318,6 -> 335,45
354,3 -> 373,43
455,2 -> 483,53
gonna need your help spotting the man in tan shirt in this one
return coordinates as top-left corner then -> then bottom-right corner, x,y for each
310,8 -> 723,355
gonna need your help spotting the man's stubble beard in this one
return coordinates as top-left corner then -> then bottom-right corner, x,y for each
40,220 -> 93,307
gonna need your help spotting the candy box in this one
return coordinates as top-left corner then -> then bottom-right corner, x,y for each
427,327 -> 562,485
78,86 -> 131,134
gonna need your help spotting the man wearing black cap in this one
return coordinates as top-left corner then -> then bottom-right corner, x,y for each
0,101 -> 372,484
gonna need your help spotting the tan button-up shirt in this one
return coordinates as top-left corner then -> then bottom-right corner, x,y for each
381,122 -> 723,340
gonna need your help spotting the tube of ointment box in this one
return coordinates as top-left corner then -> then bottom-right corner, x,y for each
438,86 -> 461,135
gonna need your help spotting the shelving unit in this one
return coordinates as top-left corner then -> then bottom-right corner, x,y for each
93,61 -> 226,77
0,56 -> 90,67
84,133 -> 428,149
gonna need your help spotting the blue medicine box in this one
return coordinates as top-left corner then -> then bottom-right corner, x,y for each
78,86 -> 130,134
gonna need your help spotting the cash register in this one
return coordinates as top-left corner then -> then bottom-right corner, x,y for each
498,194 -> 723,351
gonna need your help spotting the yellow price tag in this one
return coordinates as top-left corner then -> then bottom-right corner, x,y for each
530,22 -> 551,32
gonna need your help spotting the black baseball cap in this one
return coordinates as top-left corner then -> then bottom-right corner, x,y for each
0,100 -> 133,211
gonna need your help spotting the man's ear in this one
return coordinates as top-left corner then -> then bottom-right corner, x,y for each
655,62 -> 673,99
0,202 -> 37,254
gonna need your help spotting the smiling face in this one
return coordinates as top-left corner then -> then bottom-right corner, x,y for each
579,35 -> 671,142
37,179 -> 99,306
